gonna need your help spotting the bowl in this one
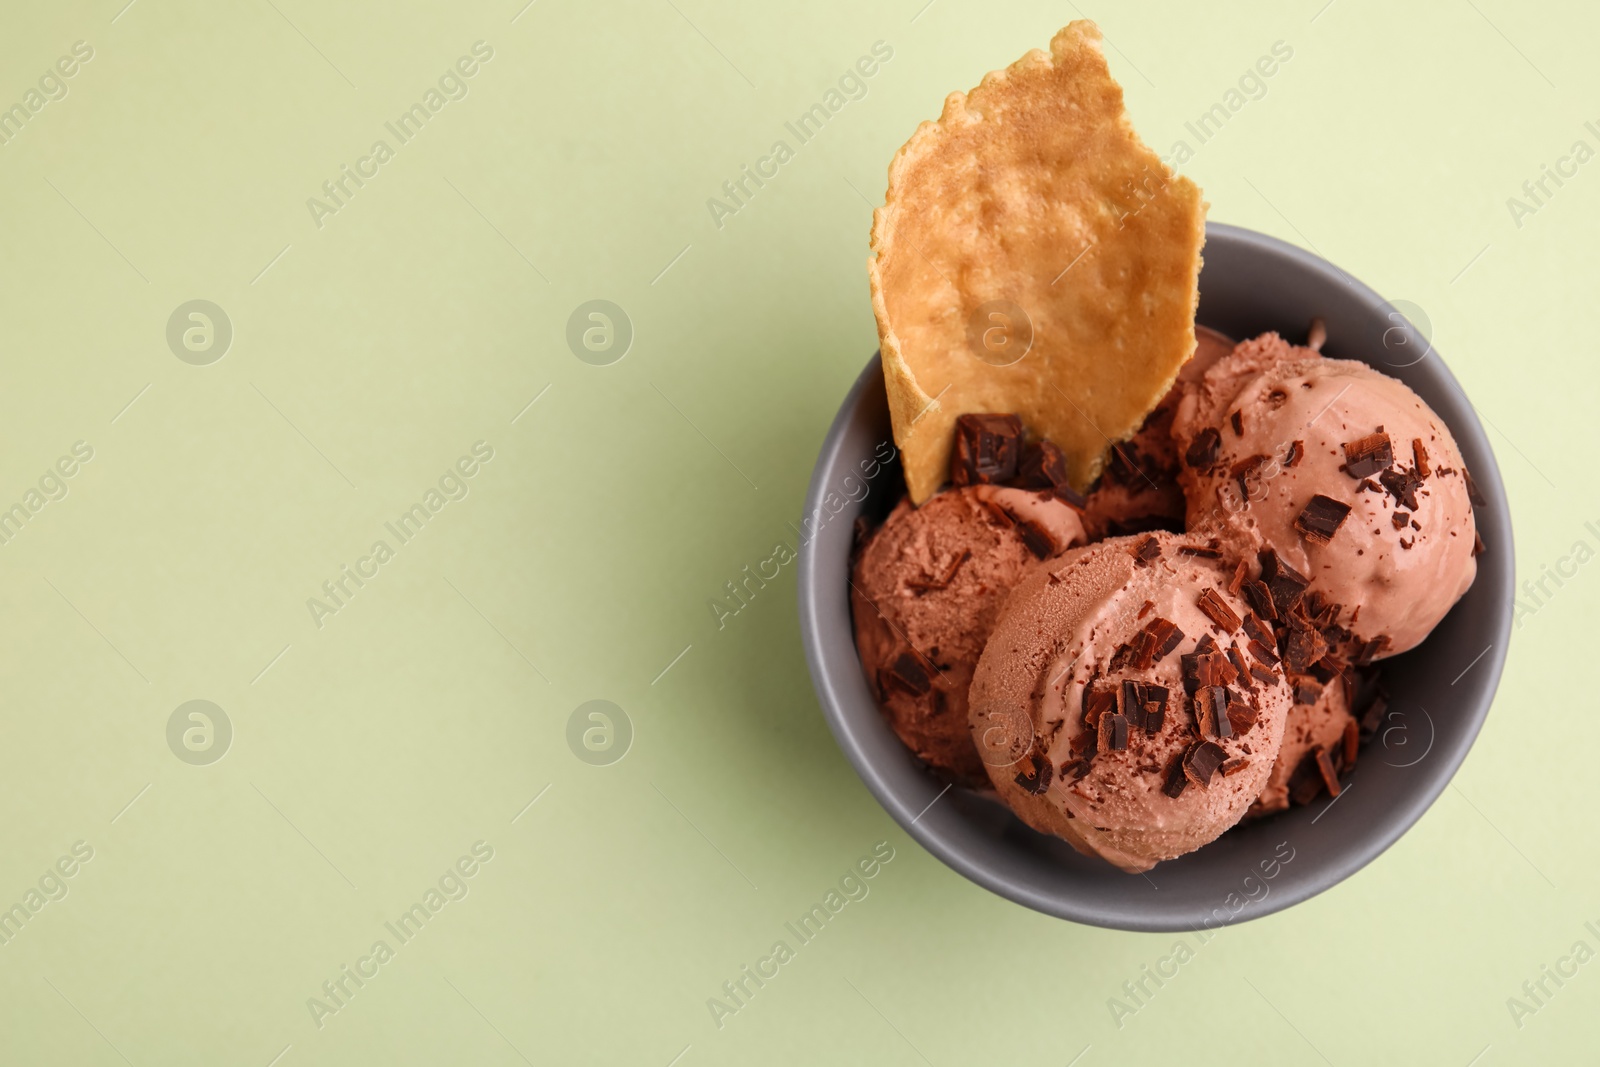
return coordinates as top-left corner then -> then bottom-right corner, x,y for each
796,222 -> 1513,931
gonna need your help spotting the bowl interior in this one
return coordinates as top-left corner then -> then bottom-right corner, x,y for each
797,223 -> 1513,931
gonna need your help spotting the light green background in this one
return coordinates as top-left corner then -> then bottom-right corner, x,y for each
0,0 -> 1594,1063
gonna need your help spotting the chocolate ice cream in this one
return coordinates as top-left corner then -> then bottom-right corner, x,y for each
968,532 -> 1292,872
1173,332 -> 1478,659
851,484 -> 1086,786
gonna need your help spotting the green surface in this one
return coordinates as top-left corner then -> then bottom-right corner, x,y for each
0,0 -> 1594,1063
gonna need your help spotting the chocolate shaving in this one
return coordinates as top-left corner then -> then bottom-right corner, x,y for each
1225,690 -> 1259,734
882,653 -> 932,697
1230,410 -> 1244,436
1162,754 -> 1189,798
1183,741 -> 1228,788
1196,686 -> 1231,739
1246,637 -> 1280,669
1226,644 -> 1253,691
1220,756 -> 1250,777
1249,663 -> 1278,687
1285,628 -> 1330,673
1140,618 -> 1185,664
1098,712 -> 1129,752
1412,439 -> 1430,478
1132,536 -> 1162,566
1295,494 -> 1352,545
1473,531 -> 1485,557
1464,468 -> 1485,507
1342,432 -> 1393,479
1378,467 -> 1424,511
1258,548 -> 1309,616
951,413 -> 1023,487
1285,440 -> 1304,468
1288,751 -> 1326,805
1012,517 -> 1055,560
1014,752 -> 1053,795
1125,629 -> 1158,671
1196,588 -> 1242,633
1177,545 -> 1222,559
1354,634 -> 1391,665
1342,717 -> 1359,768
1315,746 -> 1341,796
1084,684 -> 1117,729
1227,558 -> 1248,596
1391,510 -> 1411,530
1241,579 -> 1276,621
1185,427 -> 1221,470
1015,439 -> 1068,491
1242,613 -> 1275,649
907,548 -> 973,593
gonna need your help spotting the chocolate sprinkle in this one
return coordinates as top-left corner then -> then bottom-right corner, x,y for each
1315,746 -> 1341,796
1295,494 -> 1352,545
1342,432 -> 1393,479
1258,549 -> 1310,616
1227,558 -> 1248,596
1012,517 -> 1055,560
1162,755 -> 1189,798
1099,712 -> 1130,752
1196,686 -> 1231,740
1015,439 -> 1068,491
1183,741 -> 1228,788
1378,466 -> 1424,511
1196,588 -> 1242,633
1288,752 -> 1327,805
951,413 -> 1023,487
1185,428 -> 1221,470
1247,637 -> 1280,669
1286,628 -> 1330,673
1014,753 -> 1053,795
1226,691 -> 1259,734
1241,579 -> 1276,621
883,653 -> 932,697
907,548 -> 973,593
1143,618 -> 1186,664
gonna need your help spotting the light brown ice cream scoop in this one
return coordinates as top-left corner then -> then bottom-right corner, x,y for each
851,485 -> 1087,787
1172,332 -> 1478,659
968,532 -> 1292,872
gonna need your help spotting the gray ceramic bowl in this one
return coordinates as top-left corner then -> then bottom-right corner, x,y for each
798,222 -> 1512,931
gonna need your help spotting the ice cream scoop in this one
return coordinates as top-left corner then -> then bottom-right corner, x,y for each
851,485 -> 1087,786
1081,326 -> 1236,539
1250,675 -> 1356,817
1172,332 -> 1478,659
968,532 -> 1292,872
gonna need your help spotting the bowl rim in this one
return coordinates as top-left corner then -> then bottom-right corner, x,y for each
797,221 -> 1513,930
